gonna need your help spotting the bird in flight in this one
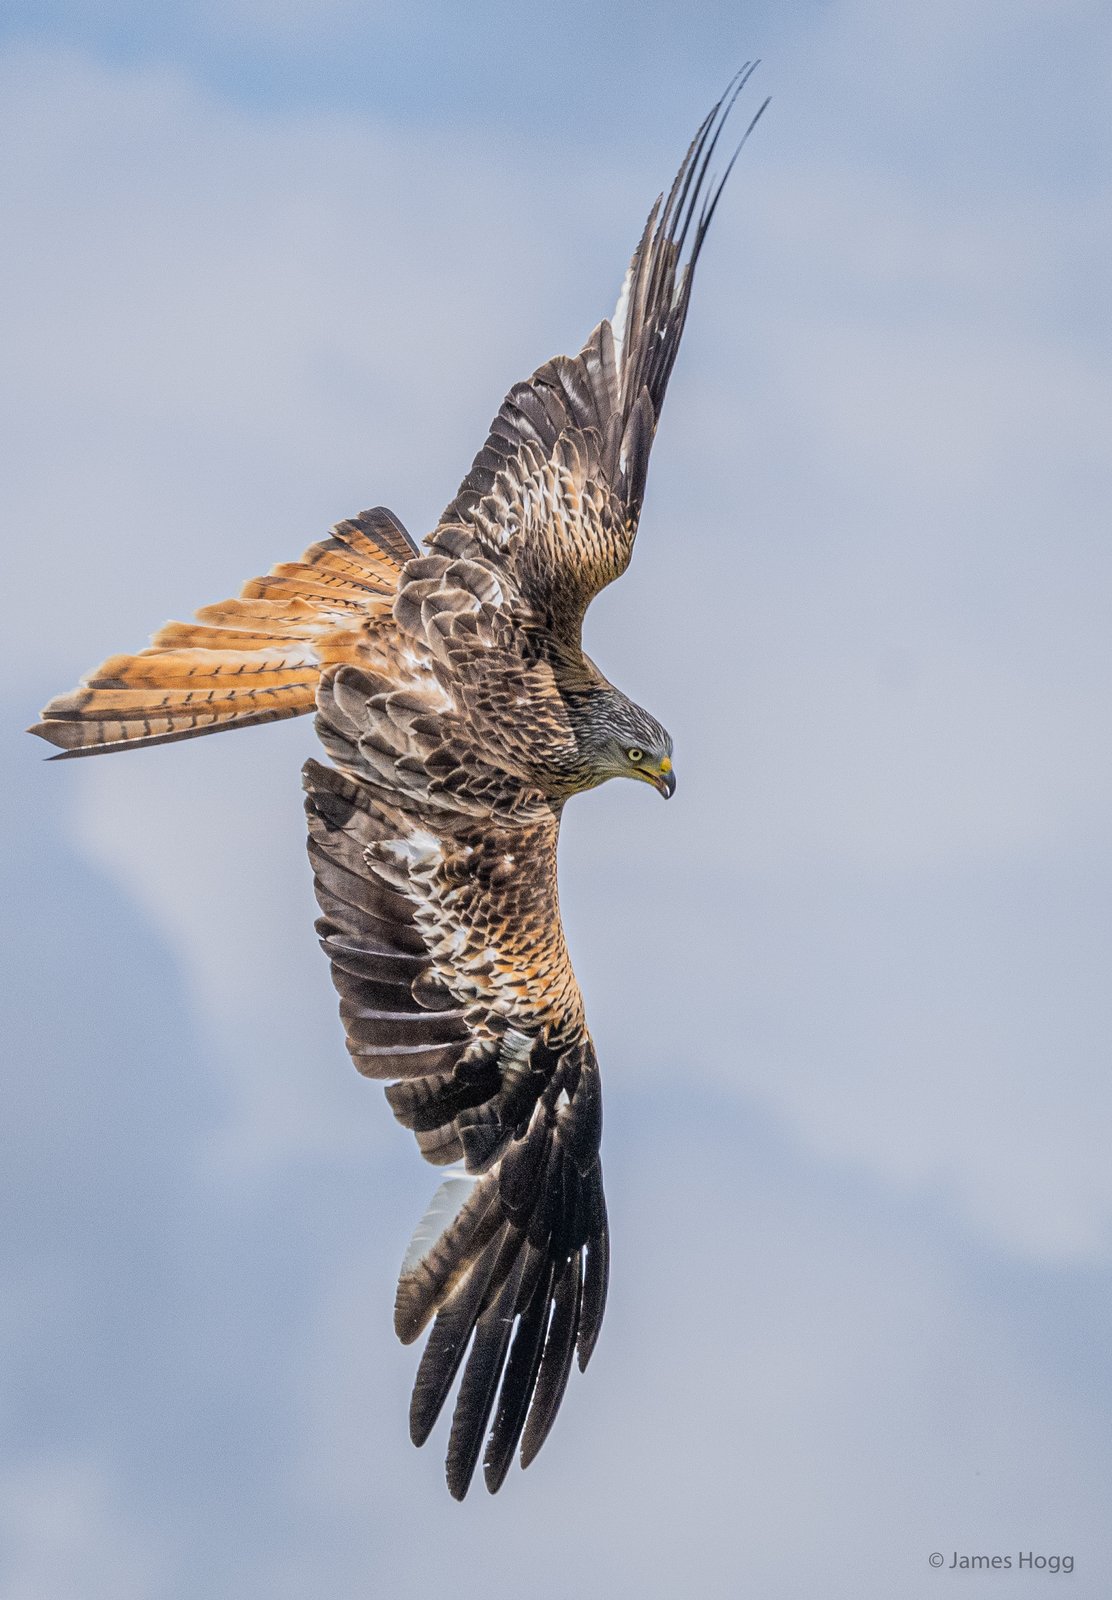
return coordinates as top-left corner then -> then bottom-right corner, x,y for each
31,71 -> 766,1498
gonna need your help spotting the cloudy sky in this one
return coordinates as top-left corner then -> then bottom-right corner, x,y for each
3,2 -> 1111,1595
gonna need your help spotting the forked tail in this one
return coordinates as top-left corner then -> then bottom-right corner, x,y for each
30,506 -> 417,759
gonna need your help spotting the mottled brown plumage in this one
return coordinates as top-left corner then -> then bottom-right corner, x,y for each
30,72 -> 766,1497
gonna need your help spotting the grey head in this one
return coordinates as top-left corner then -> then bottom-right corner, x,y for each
568,685 -> 675,798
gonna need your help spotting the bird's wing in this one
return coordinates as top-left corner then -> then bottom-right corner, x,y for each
428,68 -> 767,647
304,739 -> 606,1499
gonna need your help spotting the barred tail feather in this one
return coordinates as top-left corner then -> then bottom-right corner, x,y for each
29,507 -> 417,759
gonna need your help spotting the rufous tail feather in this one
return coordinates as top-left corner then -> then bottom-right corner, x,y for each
29,507 -> 416,759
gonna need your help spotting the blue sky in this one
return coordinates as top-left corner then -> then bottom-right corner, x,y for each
3,3 -> 1112,1595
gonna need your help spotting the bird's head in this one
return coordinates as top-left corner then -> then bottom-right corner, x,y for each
571,687 -> 675,798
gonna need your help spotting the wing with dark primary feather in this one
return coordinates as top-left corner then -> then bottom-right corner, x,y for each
304,752 -> 607,1498
429,65 -> 768,647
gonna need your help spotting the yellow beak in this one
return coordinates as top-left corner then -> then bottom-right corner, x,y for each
650,756 -> 675,799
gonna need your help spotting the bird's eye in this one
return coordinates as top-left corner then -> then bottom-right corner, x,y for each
626,746 -> 644,763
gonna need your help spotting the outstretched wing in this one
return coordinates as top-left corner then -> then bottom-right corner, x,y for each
429,67 -> 768,645
304,749 -> 607,1499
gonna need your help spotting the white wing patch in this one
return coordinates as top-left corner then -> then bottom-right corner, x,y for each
611,268 -> 633,368
382,829 -> 443,871
400,1173 -> 477,1277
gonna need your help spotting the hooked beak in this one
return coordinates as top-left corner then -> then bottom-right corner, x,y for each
651,757 -> 675,799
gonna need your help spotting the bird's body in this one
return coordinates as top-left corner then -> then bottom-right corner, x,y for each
31,73 -> 765,1497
